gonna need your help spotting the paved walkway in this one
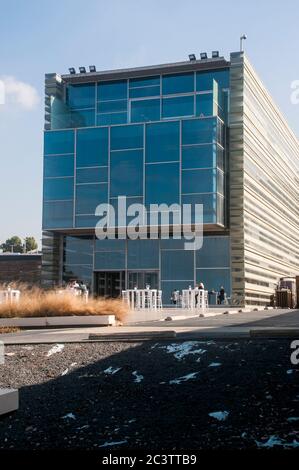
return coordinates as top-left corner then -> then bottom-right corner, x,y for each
0,308 -> 298,344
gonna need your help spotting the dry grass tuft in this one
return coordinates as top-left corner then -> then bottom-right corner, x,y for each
0,326 -> 20,334
0,283 -> 128,322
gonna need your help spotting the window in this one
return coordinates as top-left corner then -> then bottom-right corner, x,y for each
182,168 -> 217,194
196,93 -> 215,117
196,70 -> 229,91
64,236 -> 93,265
182,193 -> 217,224
76,183 -> 108,214
43,200 -> 73,228
145,162 -> 180,205
67,84 -> 95,109
76,128 -> 108,167
44,155 -> 74,178
110,124 -> 143,150
161,249 -> 194,280
70,109 -> 95,127
182,118 -> 217,145
75,215 -> 101,228
97,100 -> 127,113
162,95 -> 194,118
195,268 -> 231,294
146,121 -> 180,162
96,113 -> 127,126
110,149 -> 143,197
127,240 -> 159,269
182,144 -> 216,169
43,177 -> 74,201
129,76 -> 160,98
94,251 -> 126,270
97,80 -> 127,101
162,73 -> 194,95
131,99 -> 160,122
76,167 -> 108,184
196,236 -> 230,268
44,130 -> 74,155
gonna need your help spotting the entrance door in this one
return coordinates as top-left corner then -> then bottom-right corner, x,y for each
128,271 -> 159,290
95,271 -> 125,298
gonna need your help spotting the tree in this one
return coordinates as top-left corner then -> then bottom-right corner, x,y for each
0,236 -> 23,253
25,237 -> 38,252
0,236 -> 38,253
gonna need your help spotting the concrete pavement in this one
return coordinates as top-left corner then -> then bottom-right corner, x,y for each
0,308 -> 298,343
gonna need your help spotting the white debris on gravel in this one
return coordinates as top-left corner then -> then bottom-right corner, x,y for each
61,369 -> 69,376
132,371 -> 144,383
62,413 -> 76,420
208,362 -> 222,367
46,344 -> 65,357
255,435 -> 299,448
4,352 -> 15,356
154,342 -> 207,360
209,411 -> 229,421
103,366 -> 122,375
168,372 -> 199,385
61,362 -> 78,376
99,440 -> 127,448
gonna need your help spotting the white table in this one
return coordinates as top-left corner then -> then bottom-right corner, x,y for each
181,289 -> 208,311
0,289 -> 20,305
122,289 -> 162,310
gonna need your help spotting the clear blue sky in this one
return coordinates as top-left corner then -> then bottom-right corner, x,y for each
0,0 -> 299,247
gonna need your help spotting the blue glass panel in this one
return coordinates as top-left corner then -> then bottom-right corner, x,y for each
94,251 -> 126,270
129,86 -> 160,99
182,144 -> 216,169
130,76 -> 160,88
63,265 -> 92,286
162,73 -> 194,95
96,113 -> 127,126
196,70 -> 230,91
95,238 -> 126,251
196,93 -> 214,117
67,84 -> 95,109
43,200 -> 73,228
76,167 -> 108,184
44,130 -> 74,155
217,194 -> 225,225
182,118 -> 217,145
182,169 -> 217,193
64,235 -> 93,260
182,193 -> 217,223
44,177 -> 74,201
145,162 -> 179,205
127,240 -> 159,269
110,124 -> 143,150
217,146 -> 224,170
97,100 -> 127,113
75,215 -> 100,228
71,109 -> 95,127
146,121 -> 180,162
44,155 -> 74,177
131,99 -> 160,123
110,149 -> 143,197
195,268 -> 231,294
196,236 -> 230,268
76,183 -> 108,214
97,80 -> 127,101
162,95 -> 194,118
76,128 -> 108,167
161,250 -> 194,280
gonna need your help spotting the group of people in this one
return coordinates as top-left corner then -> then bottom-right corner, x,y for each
66,280 -> 89,298
171,283 -> 226,306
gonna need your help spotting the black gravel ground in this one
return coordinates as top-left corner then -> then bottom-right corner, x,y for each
0,339 -> 299,452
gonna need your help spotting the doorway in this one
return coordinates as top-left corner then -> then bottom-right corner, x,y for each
95,271 -> 125,298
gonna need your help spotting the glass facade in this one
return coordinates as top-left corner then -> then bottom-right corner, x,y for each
43,65 -> 230,299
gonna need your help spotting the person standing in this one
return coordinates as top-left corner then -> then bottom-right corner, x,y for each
218,286 -> 225,305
